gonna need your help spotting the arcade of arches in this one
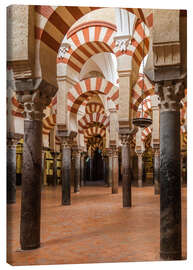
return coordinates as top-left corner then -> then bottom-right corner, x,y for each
7,5 -> 187,265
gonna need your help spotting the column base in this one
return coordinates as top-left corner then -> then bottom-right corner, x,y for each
154,187 -> 160,195
123,203 -> 131,208
160,251 -> 182,261
138,181 -> 143,187
62,201 -> 71,206
21,243 -> 40,251
7,199 -> 16,204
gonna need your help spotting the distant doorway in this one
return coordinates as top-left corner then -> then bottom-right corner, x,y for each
85,148 -> 105,185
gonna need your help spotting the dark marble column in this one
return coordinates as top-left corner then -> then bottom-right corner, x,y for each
51,152 -> 58,186
180,151 -> 186,185
112,147 -> 119,194
73,148 -> 81,193
103,154 -> 109,186
80,153 -> 85,187
156,80 -> 185,260
41,150 -> 46,187
107,148 -> 113,187
121,138 -> 131,206
119,128 -> 136,207
20,110 -> 44,249
136,151 -> 143,187
61,141 -> 71,205
19,89 -> 52,250
153,148 -> 160,194
7,136 -> 17,204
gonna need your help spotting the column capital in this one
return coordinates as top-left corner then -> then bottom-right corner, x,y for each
72,146 -> 82,157
119,126 -> 138,145
136,150 -> 144,158
16,90 -> 52,120
7,132 -> 23,147
105,148 -> 113,157
58,130 -> 77,148
111,146 -> 119,157
155,79 -> 185,112
61,137 -> 73,148
152,147 -> 160,156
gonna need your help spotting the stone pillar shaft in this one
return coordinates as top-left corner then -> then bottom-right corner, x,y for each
41,150 -> 47,187
153,148 -> 160,194
52,152 -> 58,186
74,151 -> 81,193
121,143 -> 131,207
61,144 -> 71,205
19,89 -> 51,250
137,152 -> 143,187
160,110 -> 181,259
112,148 -> 119,194
7,138 -> 17,204
119,128 -> 136,207
80,154 -> 85,187
108,151 -> 113,187
156,80 -> 185,260
20,119 -> 42,250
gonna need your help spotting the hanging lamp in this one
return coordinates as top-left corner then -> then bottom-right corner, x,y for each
132,23 -> 152,128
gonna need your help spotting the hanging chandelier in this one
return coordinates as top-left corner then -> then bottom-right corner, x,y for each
132,23 -> 152,128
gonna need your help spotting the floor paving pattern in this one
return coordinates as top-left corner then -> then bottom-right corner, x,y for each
7,185 -> 187,266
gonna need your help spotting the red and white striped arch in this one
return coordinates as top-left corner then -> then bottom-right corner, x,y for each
35,6 -> 153,94
85,102 -> 104,114
57,20 -> 150,76
141,126 -> 152,142
57,24 -> 116,73
78,112 -> 109,133
136,96 -> 152,118
35,6 -> 153,55
68,77 -> 119,113
131,75 -> 154,118
48,95 -> 57,111
83,126 -> 106,139
11,95 -> 24,118
42,114 -> 56,135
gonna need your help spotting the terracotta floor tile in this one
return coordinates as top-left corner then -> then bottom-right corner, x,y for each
7,185 -> 187,266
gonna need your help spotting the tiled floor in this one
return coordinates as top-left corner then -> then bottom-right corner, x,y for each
7,185 -> 187,266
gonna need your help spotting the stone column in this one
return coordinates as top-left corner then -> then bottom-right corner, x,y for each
112,147 -> 119,194
41,149 -> 47,187
156,80 -> 185,260
60,139 -> 72,205
19,91 -> 49,250
73,147 -> 81,193
105,155 -> 109,186
136,151 -> 144,187
7,135 -> 18,204
119,127 -> 137,207
80,152 -> 85,187
103,153 -> 109,186
106,148 -> 113,187
153,147 -> 160,194
150,95 -> 160,194
180,151 -> 186,185
51,152 -> 58,186
120,135 -> 130,206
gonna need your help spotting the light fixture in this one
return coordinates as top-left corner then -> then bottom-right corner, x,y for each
132,23 -> 152,128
